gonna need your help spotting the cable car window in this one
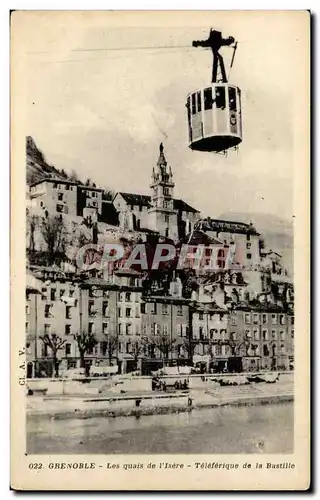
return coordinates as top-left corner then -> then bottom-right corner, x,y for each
191,94 -> 196,115
204,88 -> 212,110
197,91 -> 202,112
215,87 -> 226,109
187,96 -> 191,124
228,87 -> 237,111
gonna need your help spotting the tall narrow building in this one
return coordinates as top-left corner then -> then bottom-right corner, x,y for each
148,143 -> 178,241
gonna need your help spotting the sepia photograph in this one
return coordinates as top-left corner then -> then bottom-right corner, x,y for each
10,10 -> 310,490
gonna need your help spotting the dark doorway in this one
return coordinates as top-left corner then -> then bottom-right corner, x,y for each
27,362 -> 33,378
227,356 -> 243,373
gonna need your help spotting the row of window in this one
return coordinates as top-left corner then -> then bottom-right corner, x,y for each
195,312 -> 226,322
51,183 -> 100,196
244,329 -> 287,341
190,327 -> 290,342
127,204 -> 144,212
141,303 -> 184,316
26,321 -> 294,342
88,300 -> 109,317
30,323 -> 110,336
118,292 -> 139,303
27,304 -> 75,320
149,323 -> 187,337
40,288 -> 76,301
26,321 -> 188,337
27,302 -> 183,319
66,323 -> 186,337
86,200 -> 98,208
26,303 -> 294,331
243,313 -> 291,325
152,199 -> 172,210
88,289 -> 109,298
85,191 -> 99,198
189,87 -> 237,114
52,183 -> 74,191
196,343 -> 288,357
194,328 -> 228,341
118,307 -> 140,318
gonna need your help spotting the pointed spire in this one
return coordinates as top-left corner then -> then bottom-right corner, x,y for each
157,142 -> 167,167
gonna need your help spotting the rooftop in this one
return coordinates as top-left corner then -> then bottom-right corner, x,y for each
180,229 -> 223,246
191,302 -> 228,313
30,177 -> 104,192
142,294 -> 190,305
196,218 -> 260,236
232,300 -> 289,312
116,192 -> 200,213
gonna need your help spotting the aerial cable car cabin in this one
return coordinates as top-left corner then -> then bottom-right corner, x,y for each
186,29 -> 242,154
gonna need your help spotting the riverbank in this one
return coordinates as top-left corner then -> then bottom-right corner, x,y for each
27,378 -> 293,420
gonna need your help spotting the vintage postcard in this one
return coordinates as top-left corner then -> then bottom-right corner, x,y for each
11,10 -> 310,491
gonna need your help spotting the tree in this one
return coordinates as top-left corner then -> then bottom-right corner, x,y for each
225,335 -> 252,373
69,170 -> 80,183
74,332 -> 98,371
103,332 -> 118,366
39,333 -> 66,378
72,223 -> 93,250
130,340 -> 145,370
41,215 -> 69,265
227,335 -> 251,357
179,334 -> 196,363
146,333 -> 176,366
26,214 -> 38,253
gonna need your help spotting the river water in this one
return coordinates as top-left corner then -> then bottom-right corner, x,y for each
27,402 -> 293,454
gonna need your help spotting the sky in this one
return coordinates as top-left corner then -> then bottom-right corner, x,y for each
23,11 -> 301,221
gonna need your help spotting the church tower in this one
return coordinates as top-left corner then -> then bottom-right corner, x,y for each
148,143 -> 178,241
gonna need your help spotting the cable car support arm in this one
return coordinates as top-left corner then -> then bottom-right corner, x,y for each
192,29 -> 235,83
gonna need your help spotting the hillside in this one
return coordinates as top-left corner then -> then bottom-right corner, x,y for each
26,137 -> 114,200
26,136 -> 73,185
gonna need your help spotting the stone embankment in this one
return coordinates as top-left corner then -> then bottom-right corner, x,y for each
27,372 -> 294,420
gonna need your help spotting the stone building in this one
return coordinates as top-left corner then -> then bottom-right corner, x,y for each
194,217 -> 262,268
26,265 -> 81,377
25,264 -> 147,376
113,144 -> 200,241
140,294 -> 190,373
191,302 -> 229,372
227,303 -> 294,372
28,178 -> 104,218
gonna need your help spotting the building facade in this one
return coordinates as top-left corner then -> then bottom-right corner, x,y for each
227,304 -> 294,372
28,178 -> 103,218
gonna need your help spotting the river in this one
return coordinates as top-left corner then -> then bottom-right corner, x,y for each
27,402 -> 293,454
